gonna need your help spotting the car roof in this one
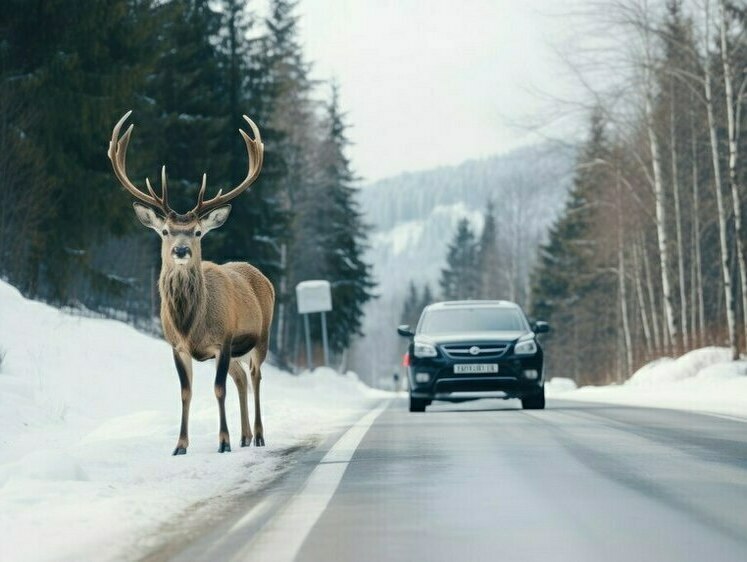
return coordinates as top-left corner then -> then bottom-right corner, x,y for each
424,300 -> 521,311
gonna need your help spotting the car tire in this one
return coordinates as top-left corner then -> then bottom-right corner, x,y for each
409,396 -> 427,412
521,388 -> 545,410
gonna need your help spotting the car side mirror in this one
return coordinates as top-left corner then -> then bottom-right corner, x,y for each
397,324 -> 415,338
533,321 -> 550,334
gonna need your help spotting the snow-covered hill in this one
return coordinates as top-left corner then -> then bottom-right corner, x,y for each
352,143 -> 575,382
0,280 -> 387,562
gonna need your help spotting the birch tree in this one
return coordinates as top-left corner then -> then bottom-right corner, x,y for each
702,0 -> 739,359
641,3 -> 679,352
718,0 -> 747,351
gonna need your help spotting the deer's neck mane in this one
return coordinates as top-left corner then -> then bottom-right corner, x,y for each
160,262 -> 206,337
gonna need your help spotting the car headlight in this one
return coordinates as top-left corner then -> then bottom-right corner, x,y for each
514,338 -> 538,356
413,342 -> 437,358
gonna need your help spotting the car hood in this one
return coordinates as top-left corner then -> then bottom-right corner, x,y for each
415,331 -> 529,345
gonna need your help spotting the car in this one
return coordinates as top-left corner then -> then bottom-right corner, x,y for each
397,300 -> 549,412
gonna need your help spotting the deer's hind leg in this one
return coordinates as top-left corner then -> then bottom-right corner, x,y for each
229,359 -> 253,447
249,346 -> 266,447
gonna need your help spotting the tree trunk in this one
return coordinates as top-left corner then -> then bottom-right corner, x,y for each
642,234 -> 662,353
617,174 -> 633,377
644,56 -> 678,352
633,243 -> 654,359
275,243 -> 288,357
704,0 -> 739,359
670,87 -> 689,352
719,0 -> 747,353
690,107 -> 705,348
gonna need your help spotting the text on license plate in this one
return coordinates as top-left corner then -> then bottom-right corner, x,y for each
454,364 -> 499,374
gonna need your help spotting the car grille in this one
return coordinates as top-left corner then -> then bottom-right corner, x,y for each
441,343 -> 509,359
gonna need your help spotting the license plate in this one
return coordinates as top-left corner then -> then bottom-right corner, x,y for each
454,364 -> 499,374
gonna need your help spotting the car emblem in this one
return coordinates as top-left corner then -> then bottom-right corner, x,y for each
469,346 -> 481,355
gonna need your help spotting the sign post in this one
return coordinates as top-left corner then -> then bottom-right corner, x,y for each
320,310 -> 329,366
303,313 -> 312,371
295,280 -> 333,370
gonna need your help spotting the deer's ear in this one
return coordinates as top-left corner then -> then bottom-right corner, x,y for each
133,203 -> 165,232
200,205 -> 232,234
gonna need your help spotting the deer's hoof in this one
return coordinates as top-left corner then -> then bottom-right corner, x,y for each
241,437 -> 252,447
172,446 -> 187,456
254,435 -> 265,447
218,442 -> 232,453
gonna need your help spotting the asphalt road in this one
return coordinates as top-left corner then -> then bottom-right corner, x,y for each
160,398 -> 747,562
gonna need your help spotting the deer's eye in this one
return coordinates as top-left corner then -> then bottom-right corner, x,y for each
162,229 -> 168,236
194,231 -> 202,238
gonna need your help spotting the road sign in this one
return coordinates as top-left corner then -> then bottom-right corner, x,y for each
296,280 -> 332,314
296,280 -> 332,369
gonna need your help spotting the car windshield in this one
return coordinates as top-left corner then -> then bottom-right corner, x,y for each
418,307 -> 528,334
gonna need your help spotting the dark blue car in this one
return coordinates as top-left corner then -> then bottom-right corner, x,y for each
398,300 -> 549,412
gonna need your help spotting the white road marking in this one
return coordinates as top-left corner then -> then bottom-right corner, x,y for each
226,496 -> 273,536
231,400 -> 391,562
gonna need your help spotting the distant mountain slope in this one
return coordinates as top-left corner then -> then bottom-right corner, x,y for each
363,144 -> 573,226
350,143 -> 575,384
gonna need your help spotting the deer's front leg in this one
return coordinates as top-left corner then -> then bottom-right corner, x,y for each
173,348 -> 193,456
215,341 -> 232,453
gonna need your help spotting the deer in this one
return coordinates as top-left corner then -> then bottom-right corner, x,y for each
107,111 -> 274,455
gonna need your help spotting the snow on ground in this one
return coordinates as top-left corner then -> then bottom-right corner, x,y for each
0,280 -> 389,562
546,347 -> 747,418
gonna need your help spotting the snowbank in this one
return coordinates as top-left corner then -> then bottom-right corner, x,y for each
545,377 -> 577,394
0,280 -> 388,562
546,347 -> 747,418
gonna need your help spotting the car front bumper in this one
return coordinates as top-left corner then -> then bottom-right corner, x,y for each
408,354 -> 544,401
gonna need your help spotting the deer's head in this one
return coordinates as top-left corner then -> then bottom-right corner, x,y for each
131,205 -> 230,266
107,111 -> 264,267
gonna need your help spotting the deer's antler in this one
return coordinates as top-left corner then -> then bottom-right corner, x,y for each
108,111 -> 173,215
190,115 -> 264,217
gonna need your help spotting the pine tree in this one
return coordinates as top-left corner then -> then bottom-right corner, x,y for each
530,110 -> 616,383
401,282 -> 420,329
439,218 -> 480,300
253,0 -> 316,358
316,84 -> 375,352
0,0 -> 160,299
421,284 -> 434,311
478,200 -> 501,299
258,0 -> 315,223
400,281 -> 434,331
0,85 -> 48,291
143,0 -> 227,215
203,0 -> 288,285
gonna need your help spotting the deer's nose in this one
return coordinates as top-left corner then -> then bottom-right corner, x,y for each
173,246 -> 190,259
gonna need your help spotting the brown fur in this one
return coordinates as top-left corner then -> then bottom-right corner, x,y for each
148,214 -> 275,453
160,260 -> 274,361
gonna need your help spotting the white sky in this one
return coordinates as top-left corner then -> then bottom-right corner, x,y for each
295,0 -> 578,182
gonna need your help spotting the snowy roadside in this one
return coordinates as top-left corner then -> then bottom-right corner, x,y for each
0,280 -> 390,562
546,347 -> 747,419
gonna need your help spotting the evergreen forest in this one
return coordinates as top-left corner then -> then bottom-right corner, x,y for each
0,0 -> 374,369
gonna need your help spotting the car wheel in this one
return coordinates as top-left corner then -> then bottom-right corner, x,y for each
521,388 -> 545,410
409,396 -> 426,412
